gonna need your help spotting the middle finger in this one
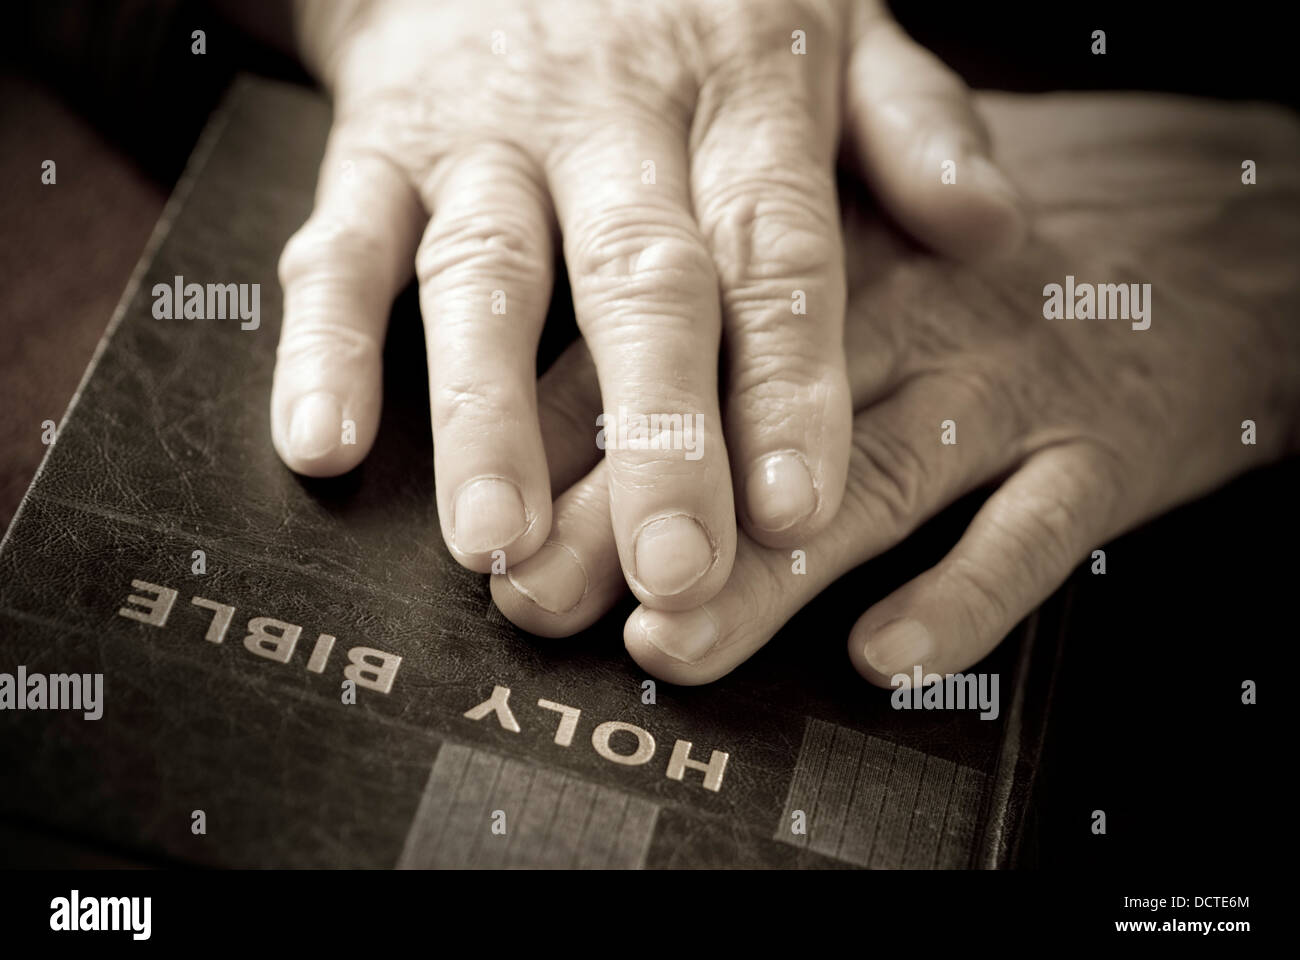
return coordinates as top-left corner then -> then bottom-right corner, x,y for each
547,110 -> 737,611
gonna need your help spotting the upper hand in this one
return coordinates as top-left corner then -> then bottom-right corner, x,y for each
270,0 -> 1026,611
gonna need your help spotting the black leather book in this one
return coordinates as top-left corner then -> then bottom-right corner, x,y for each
0,76 -> 1063,869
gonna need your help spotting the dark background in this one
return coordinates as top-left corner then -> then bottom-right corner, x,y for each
0,0 -> 1293,871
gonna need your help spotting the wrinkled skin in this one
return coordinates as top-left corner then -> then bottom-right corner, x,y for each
271,0 -> 1026,616
491,92 -> 1300,685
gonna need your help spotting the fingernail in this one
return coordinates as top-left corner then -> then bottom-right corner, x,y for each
636,606 -> 718,664
288,392 -> 342,461
453,477 -> 529,555
633,514 -> 714,597
862,618 -> 932,676
506,541 -> 588,615
745,450 -> 817,532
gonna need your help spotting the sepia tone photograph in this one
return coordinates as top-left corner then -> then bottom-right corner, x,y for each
0,0 -> 1290,943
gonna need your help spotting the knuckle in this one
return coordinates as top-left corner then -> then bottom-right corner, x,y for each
278,216 -> 392,288
844,423 -> 926,529
725,559 -> 785,637
1053,442 -> 1129,537
602,412 -> 719,487
1079,442 -> 1131,510
432,375 -> 530,433
944,556 -> 1012,638
606,450 -> 700,489
416,211 -> 550,288
728,357 -> 837,435
943,367 -> 1023,459
568,205 -> 716,300
980,447 -> 1124,588
699,177 -> 841,294
986,484 -> 1082,574
946,365 -> 1005,415
276,319 -> 381,370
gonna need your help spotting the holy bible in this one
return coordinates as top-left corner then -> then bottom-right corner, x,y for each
0,76 -> 1063,869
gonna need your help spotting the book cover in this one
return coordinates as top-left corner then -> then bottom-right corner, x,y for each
0,76 -> 1060,869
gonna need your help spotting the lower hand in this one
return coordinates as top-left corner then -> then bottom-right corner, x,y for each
492,91 -> 1300,684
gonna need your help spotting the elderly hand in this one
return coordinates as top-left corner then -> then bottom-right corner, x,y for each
491,92 -> 1300,685
269,0 -> 1025,613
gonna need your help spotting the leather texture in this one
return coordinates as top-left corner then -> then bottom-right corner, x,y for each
0,76 -> 1061,869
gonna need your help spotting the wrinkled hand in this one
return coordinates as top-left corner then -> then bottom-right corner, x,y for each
492,92 -> 1300,684
270,0 -> 1025,613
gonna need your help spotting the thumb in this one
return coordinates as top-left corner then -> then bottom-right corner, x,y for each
843,12 -> 1028,261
